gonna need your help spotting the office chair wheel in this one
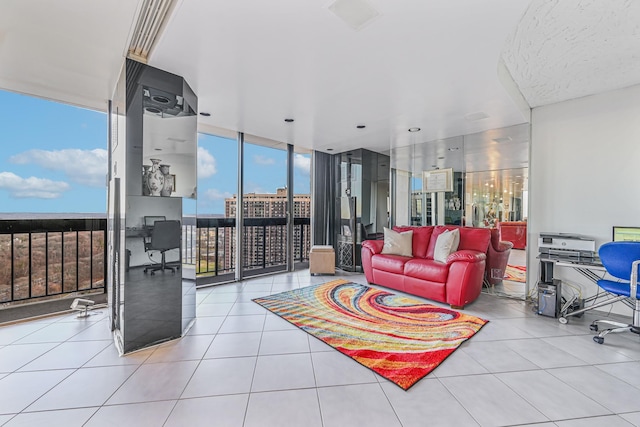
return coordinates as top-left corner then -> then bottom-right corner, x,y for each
558,317 -> 568,324
593,336 -> 604,344
150,271 -> 156,276
590,324 -> 598,332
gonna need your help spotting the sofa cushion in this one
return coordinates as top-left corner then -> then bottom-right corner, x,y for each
404,258 -> 449,283
381,227 -> 413,257
393,226 -> 434,258
371,254 -> 411,275
427,226 -> 491,258
434,228 -> 460,263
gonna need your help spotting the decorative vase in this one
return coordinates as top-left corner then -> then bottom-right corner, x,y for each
147,158 -> 164,196
160,164 -> 172,196
142,165 -> 151,196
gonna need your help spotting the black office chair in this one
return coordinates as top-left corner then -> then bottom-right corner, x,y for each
144,220 -> 181,275
590,241 -> 640,344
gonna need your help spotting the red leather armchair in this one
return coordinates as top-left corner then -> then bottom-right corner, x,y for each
497,221 -> 527,250
361,225 -> 493,309
485,228 -> 514,285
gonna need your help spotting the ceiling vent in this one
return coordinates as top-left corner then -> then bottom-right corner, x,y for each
128,0 -> 176,63
328,0 -> 380,31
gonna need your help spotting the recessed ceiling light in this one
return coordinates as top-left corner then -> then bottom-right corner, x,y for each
154,148 -> 162,151
327,148 -> 333,151
199,112 -> 211,117
356,125 -> 366,129
284,118 -> 294,123
438,156 -> 445,160
492,137 -> 512,144
431,164 -> 437,168
145,107 -> 161,114
408,127 -> 421,132
464,112 -> 489,121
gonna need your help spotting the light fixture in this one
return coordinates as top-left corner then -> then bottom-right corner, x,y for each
356,125 -> 366,129
447,147 -> 460,151
492,137 -> 512,144
145,107 -> 161,114
438,156 -> 445,160
284,118 -> 294,123
327,148 -> 333,151
199,112 -> 211,117
408,127 -> 421,132
464,111 -> 489,121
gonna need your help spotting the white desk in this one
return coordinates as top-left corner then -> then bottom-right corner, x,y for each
538,256 -> 607,323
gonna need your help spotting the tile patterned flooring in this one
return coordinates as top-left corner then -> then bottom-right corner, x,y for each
1,269 -> 640,426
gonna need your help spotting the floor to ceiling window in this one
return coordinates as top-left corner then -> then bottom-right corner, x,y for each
241,141 -> 288,277
196,133 -> 238,282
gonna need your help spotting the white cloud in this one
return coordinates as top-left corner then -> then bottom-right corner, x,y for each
10,149 -> 107,187
0,172 -> 70,199
198,146 -> 217,178
294,154 -> 311,175
203,188 -> 233,200
253,155 -> 276,166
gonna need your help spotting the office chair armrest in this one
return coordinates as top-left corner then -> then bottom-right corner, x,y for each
631,259 -> 640,299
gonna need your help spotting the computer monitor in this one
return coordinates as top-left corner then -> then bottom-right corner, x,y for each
612,226 -> 640,242
144,215 -> 166,228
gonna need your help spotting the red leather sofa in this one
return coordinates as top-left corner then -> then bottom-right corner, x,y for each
361,225 -> 512,308
497,221 -> 527,250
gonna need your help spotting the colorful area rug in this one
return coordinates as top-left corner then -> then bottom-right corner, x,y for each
253,279 -> 488,390
504,264 -> 526,283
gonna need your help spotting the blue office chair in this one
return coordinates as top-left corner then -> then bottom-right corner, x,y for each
590,241 -> 640,344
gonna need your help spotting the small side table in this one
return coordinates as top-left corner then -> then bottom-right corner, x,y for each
309,245 -> 335,275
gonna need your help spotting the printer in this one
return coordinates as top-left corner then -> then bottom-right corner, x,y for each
538,232 -> 596,260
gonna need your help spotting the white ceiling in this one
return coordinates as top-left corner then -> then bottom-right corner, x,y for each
150,0 -> 532,154
502,0 -> 640,108
0,0 -> 140,111
1,0 -> 639,167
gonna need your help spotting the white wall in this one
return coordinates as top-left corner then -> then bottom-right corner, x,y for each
528,83 -> 640,315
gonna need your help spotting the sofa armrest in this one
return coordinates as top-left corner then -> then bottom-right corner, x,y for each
494,240 -> 513,252
362,239 -> 384,254
361,240 -> 384,284
446,250 -> 486,265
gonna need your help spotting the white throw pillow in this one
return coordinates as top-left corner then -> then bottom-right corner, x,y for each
381,227 -> 413,257
433,228 -> 460,263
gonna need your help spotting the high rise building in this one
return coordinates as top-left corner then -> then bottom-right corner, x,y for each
223,188 -> 311,272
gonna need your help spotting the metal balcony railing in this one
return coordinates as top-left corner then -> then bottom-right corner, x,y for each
196,217 -> 311,279
0,216 -> 311,305
0,218 -> 107,304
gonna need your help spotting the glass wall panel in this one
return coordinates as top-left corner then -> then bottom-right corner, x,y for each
196,133 -> 238,281
293,150 -> 311,264
242,143 -> 288,277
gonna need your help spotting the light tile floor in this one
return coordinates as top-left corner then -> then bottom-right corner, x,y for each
0,269 -> 640,426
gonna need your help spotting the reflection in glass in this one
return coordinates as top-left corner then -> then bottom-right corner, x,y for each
142,86 -> 197,199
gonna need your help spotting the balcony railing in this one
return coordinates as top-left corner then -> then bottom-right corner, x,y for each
0,216 -> 311,305
0,218 -> 107,304
196,217 -> 311,280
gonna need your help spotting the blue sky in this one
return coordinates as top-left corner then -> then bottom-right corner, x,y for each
0,90 -> 310,214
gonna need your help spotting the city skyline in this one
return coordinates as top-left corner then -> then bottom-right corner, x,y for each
0,90 -> 310,215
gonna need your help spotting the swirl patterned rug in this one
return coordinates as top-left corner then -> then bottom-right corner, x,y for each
253,279 -> 488,390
